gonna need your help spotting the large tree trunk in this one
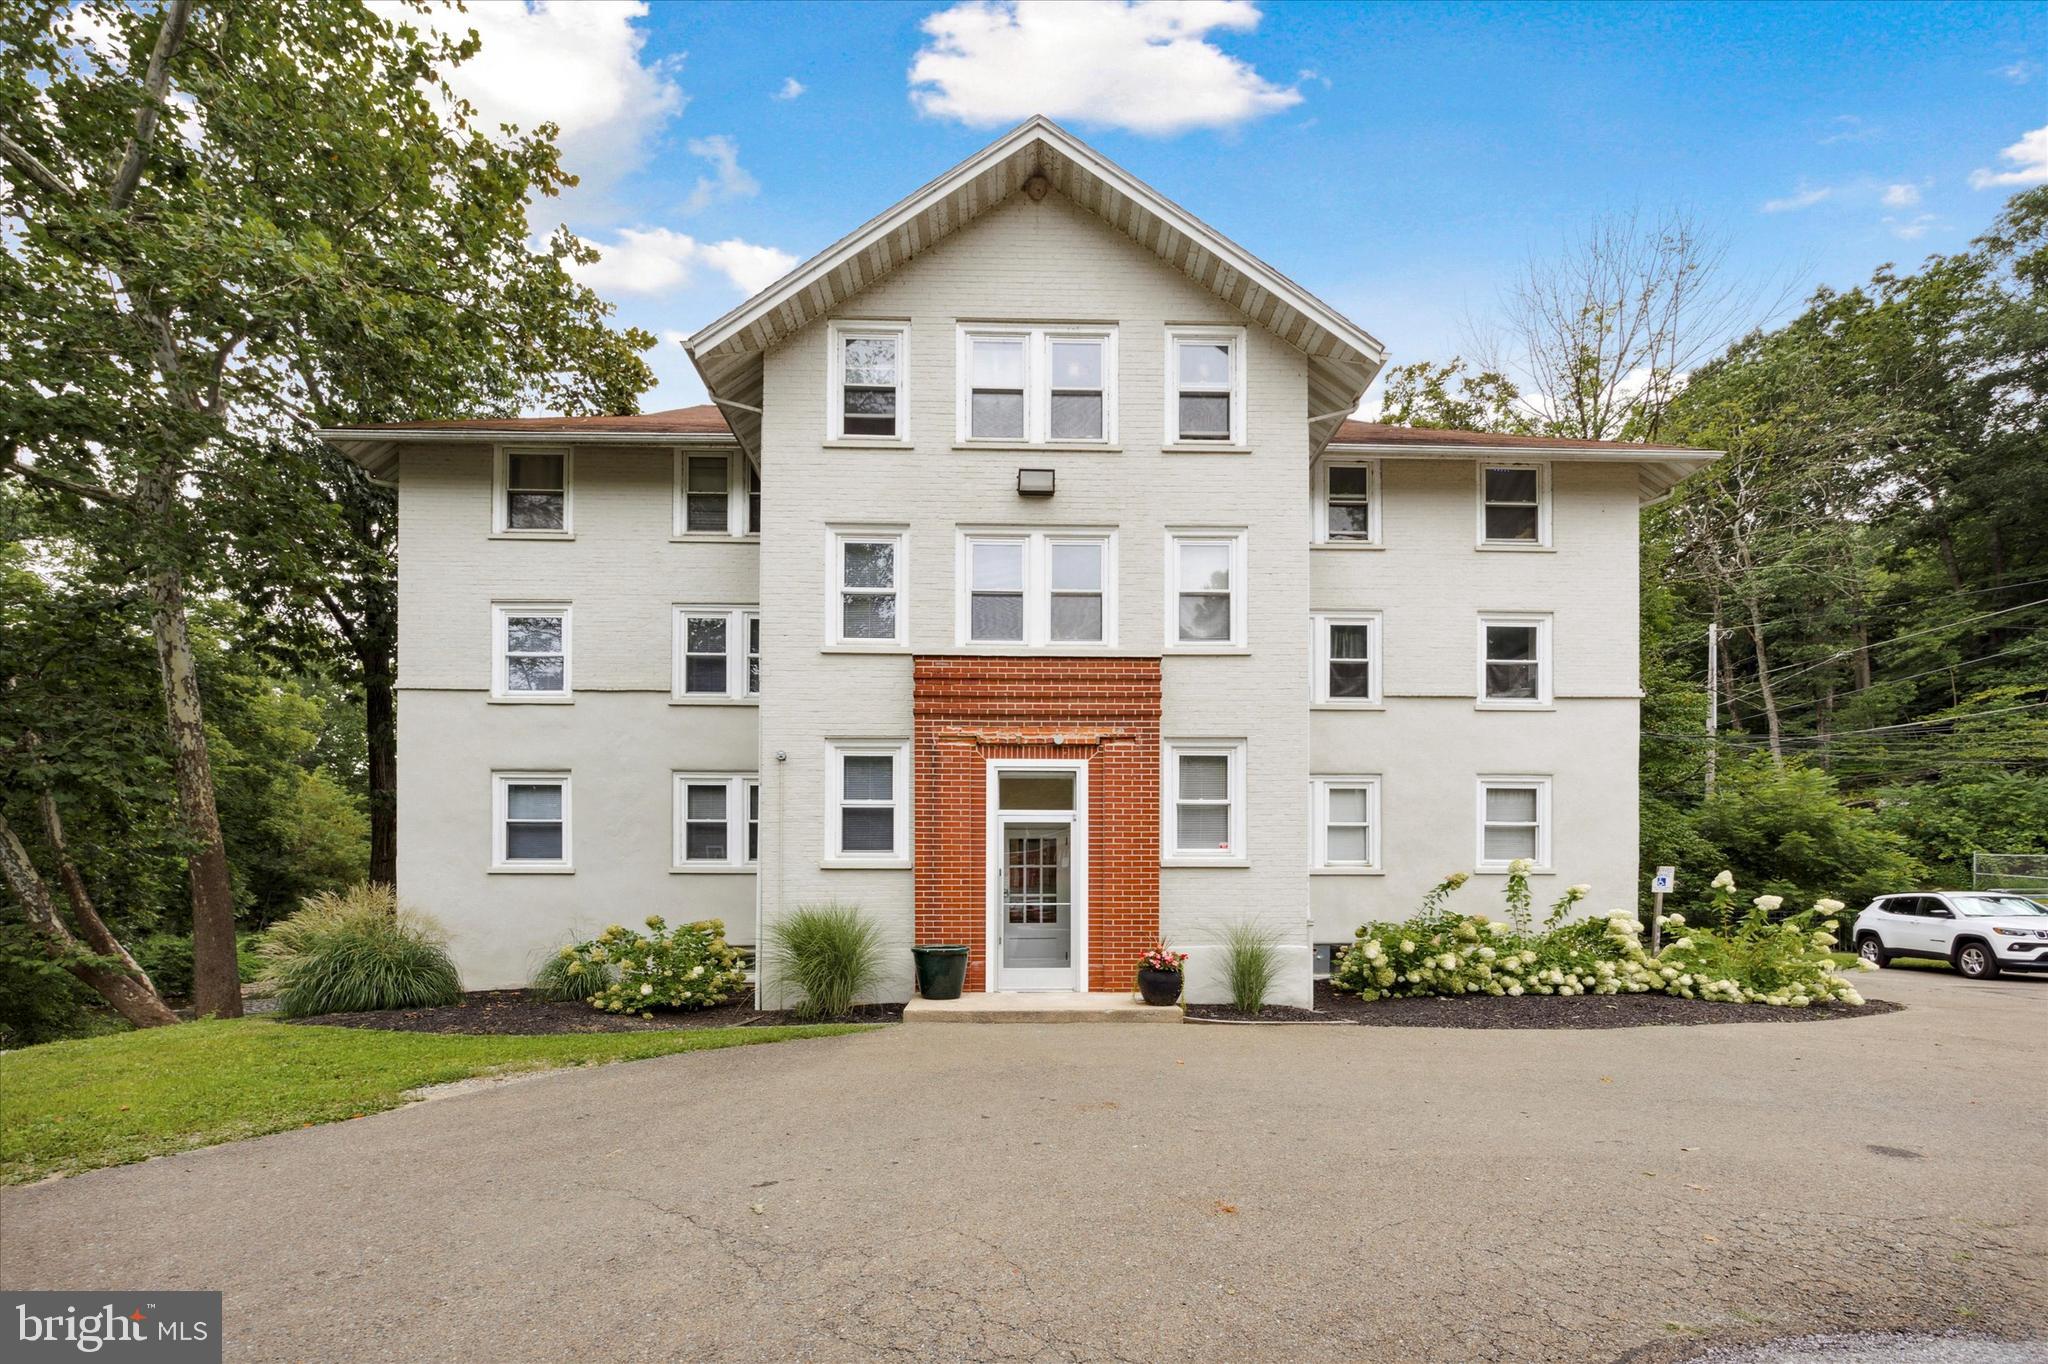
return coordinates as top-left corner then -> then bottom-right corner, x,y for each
138,465 -> 242,1018
0,814 -> 180,1029
36,785 -> 163,994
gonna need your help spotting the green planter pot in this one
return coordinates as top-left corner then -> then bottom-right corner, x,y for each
911,944 -> 970,1000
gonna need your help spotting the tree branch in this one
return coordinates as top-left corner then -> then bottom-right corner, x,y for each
107,0 -> 195,214
0,449 -> 133,507
0,129 -> 74,201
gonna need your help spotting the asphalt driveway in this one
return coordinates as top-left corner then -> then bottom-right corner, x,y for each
4,968 -> 2042,1363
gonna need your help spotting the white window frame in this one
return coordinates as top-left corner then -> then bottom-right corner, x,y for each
1476,461 -> 1551,549
1164,326 -> 1247,448
1476,775 -> 1552,872
672,606 -> 760,702
671,773 -> 759,872
491,772 -> 572,873
826,320 -> 910,444
1313,457 -> 1381,546
1162,740 -> 1247,864
826,741 -> 911,865
1311,777 -> 1382,872
954,529 -> 1116,647
827,527 -> 909,648
1476,612 -> 1553,708
954,325 -> 1118,446
1165,529 -> 1249,651
491,603 -> 571,701
672,449 -> 754,538
492,445 -> 572,537
1312,612 -> 1383,707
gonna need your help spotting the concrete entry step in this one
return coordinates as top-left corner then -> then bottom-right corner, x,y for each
903,991 -> 1181,1023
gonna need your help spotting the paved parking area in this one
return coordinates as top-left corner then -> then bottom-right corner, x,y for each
4,968 -> 2042,1363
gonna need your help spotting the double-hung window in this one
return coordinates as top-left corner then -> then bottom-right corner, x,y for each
1315,459 -> 1379,544
674,451 -> 755,537
1477,614 -> 1551,707
493,604 -> 570,699
1165,328 -> 1245,446
673,607 -> 760,700
1312,778 -> 1381,870
1167,530 -> 1247,649
1478,777 -> 1550,869
957,531 -> 1113,646
493,773 -> 571,871
672,774 -> 759,869
831,529 -> 906,646
1479,463 -> 1549,546
1313,613 -> 1382,706
1165,742 -> 1246,861
829,322 -> 908,441
956,326 -> 1116,444
494,447 -> 570,534
828,742 -> 909,861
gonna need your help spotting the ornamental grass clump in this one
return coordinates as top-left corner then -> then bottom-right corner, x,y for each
1219,918 -> 1282,1014
553,917 -> 748,1016
765,903 -> 886,1021
260,884 -> 462,1018
1328,865 -> 1870,1008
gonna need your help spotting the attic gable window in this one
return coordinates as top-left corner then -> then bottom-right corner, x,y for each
1166,328 -> 1246,447
955,326 -> 1116,445
830,322 -> 908,441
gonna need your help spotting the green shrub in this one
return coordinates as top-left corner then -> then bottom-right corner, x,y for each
1219,918 -> 1282,1014
764,903 -> 885,1021
1330,865 -> 1870,1007
259,884 -> 462,1018
133,933 -> 195,1000
555,917 -> 747,1015
0,926 -> 107,1048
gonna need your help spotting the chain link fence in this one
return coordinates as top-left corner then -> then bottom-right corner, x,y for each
1972,853 -> 2048,892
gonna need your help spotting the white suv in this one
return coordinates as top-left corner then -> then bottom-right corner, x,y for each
1853,892 -> 2048,980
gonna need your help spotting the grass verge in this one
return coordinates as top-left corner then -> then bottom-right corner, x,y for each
0,1018 -> 870,1185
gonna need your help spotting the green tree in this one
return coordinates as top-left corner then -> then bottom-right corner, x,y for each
1,0 -> 653,1010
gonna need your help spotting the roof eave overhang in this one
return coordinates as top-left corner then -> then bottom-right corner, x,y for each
686,116 -> 1387,461
313,427 -> 740,481
1325,441 -> 1723,505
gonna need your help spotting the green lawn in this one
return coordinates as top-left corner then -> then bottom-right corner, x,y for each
0,1017 -> 870,1185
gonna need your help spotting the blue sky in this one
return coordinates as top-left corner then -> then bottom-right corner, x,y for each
417,1 -> 2047,413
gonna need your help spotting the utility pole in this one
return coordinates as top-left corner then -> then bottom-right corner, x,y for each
1704,620 -> 1719,798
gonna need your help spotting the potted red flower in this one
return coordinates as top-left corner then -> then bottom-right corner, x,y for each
1136,945 -> 1187,1006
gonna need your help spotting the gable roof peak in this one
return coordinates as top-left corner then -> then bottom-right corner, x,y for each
687,116 -> 1385,459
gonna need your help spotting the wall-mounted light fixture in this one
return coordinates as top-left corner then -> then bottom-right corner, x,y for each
1016,467 -> 1055,498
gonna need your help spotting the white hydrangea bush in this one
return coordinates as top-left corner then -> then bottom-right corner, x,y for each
1329,866 -> 1868,1008
553,916 -> 749,1016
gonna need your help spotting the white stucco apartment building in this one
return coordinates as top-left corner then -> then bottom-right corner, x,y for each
319,118 -> 1715,1008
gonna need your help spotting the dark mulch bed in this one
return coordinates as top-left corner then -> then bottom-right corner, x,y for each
288,989 -> 902,1035
1182,979 -> 1903,1029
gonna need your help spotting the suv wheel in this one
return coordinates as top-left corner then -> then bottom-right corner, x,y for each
1856,933 -> 1891,968
1954,940 -> 2001,980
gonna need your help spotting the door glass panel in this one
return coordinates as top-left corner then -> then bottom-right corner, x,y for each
1000,824 -> 1071,970
998,773 -> 1074,811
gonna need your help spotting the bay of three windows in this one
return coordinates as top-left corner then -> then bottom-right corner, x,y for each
489,771 -> 759,872
1312,459 -> 1553,549
831,322 -> 1245,447
1309,611 -> 1552,708
490,604 -> 758,702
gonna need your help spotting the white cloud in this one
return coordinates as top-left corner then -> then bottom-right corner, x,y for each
570,228 -> 796,297
908,0 -> 1301,136
1761,185 -> 1833,213
1880,183 -> 1921,208
1819,114 -> 1879,145
370,0 -> 683,193
1998,60 -> 2036,84
682,135 -> 759,213
773,76 -> 806,101
1885,214 -> 1936,240
1969,125 -> 2048,189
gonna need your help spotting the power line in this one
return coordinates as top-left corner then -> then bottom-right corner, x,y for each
1725,596 -> 2048,701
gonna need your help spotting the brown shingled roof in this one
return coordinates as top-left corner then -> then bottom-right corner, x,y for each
338,405 -> 1703,455
350,404 -> 732,435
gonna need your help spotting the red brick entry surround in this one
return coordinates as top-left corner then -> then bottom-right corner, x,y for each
913,657 -> 1161,993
